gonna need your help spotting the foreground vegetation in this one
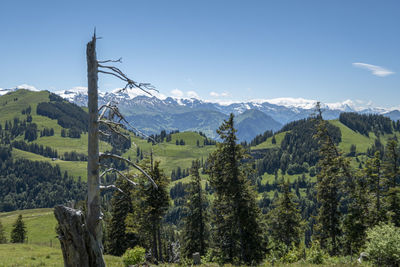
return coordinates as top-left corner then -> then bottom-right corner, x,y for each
1,90 -> 400,266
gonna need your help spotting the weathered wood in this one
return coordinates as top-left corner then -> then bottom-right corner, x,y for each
55,32 -> 105,267
87,33 -> 101,243
54,205 -> 104,267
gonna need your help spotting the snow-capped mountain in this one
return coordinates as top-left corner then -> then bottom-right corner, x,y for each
51,87 -> 399,141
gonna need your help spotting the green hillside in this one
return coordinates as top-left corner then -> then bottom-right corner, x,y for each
252,120 -> 399,154
0,90 -> 216,182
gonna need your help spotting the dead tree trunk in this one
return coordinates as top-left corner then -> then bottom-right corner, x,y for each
54,33 -> 105,267
86,31 -> 103,259
54,32 -> 157,267
54,206 -> 104,267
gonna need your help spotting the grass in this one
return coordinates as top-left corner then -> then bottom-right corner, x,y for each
0,244 -> 124,267
252,132 -> 287,150
12,148 -> 87,180
123,131 -> 216,176
329,120 -> 375,154
0,208 -> 58,246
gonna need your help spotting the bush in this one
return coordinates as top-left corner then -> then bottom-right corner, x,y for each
306,241 -> 327,264
280,244 -> 305,263
365,223 -> 400,266
122,246 -> 146,267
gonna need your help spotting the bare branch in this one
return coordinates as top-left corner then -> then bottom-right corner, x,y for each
98,101 -> 113,120
100,184 -> 123,193
98,119 -> 124,128
99,152 -> 157,188
99,130 -> 111,137
100,168 -> 137,186
98,58 -> 122,64
97,64 -> 158,96
98,70 -> 126,81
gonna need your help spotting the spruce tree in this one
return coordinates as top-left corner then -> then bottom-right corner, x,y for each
0,220 -> 7,243
364,151 -> 385,225
383,139 -> 400,226
127,157 -> 170,263
105,178 -> 133,256
10,214 -> 26,243
207,113 -> 266,264
342,170 -> 369,254
267,180 -> 303,251
314,104 -> 347,255
181,160 -> 208,258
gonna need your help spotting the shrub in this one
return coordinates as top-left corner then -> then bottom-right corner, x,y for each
365,223 -> 400,266
122,246 -> 146,267
306,241 -> 327,264
280,243 -> 306,263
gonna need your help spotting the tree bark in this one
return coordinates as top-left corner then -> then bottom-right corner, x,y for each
54,206 -> 104,267
54,33 -> 105,267
87,31 -> 102,249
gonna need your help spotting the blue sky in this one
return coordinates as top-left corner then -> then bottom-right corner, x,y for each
0,0 -> 399,107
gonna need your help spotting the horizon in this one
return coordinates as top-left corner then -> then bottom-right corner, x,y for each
1,0 -> 399,108
3,86 -> 399,112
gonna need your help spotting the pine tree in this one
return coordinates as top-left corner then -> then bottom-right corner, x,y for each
105,178 -> 133,256
267,180 -> 303,251
207,113 -> 266,264
0,220 -> 7,243
181,160 -> 208,258
10,215 -> 26,243
314,104 -> 347,255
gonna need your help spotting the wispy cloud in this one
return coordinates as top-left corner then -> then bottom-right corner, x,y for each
209,91 -> 230,98
352,62 -> 394,77
171,89 -> 199,99
171,89 -> 184,98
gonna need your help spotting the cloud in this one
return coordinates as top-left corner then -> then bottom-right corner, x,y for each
209,91 -> 230,97
210,91 -> 219,97
171,89 -> 184,98
187,90 -> 199,98
352,62 -> 394,77
171,89 -> 199,99
17,84 -> 39,91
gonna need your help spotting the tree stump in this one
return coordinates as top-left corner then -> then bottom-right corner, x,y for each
54,205 -> 105,267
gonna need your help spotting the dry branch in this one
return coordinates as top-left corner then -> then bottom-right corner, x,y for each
99,152 -> 157,188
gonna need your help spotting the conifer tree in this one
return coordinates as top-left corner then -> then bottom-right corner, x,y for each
314,104 -> 348,255
105,178 -> 133,256
207,113 -> 266,264
10,214 -> 26,243
342,170 -> 369,254
0,220 -> 6,243
127,157 -> 170,263
364,151 -> 385,225
267,180 -> 303,251
383,139 -> 400,226
181,160 -> 208,258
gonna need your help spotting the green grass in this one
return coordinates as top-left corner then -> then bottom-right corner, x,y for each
329,120 -> 374,154
0,208 -> 58,246
252,132 -> 287,150
0,244 -> 124,267
12,148 -> 87,180
0,90 -> 49,124
123,131 -> 216,176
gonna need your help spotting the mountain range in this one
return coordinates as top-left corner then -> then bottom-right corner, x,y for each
1,86 -> 399,141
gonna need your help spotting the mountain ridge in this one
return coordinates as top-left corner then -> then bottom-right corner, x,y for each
2,87 -> 399,141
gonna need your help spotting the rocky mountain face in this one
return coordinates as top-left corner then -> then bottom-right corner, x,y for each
46,87 -> 400,141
